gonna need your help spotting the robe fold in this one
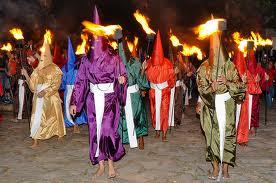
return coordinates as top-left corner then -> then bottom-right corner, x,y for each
28,64 -> 66,139
71,51 -> 127,165
197,60 -> 245,166
118,57 -> 149,146
61,66 -> 87,127
146,59 -> 176,132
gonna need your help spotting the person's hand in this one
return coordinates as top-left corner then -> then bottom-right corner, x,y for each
21,68 -> 28,77
140,90 -> 147,97
174,67 -> 180,74
265,73 -> 269,81
241,74 -> 247,83
196,102 -> 201,115
37,90 -> 46,98
70,105 -> 77,116
187,72 -> 193,77
211,80 -> 218,92
256,74 -> 261,83
217,76 -> 227,85
142,60 -> 148,71
118,76 -> 126,85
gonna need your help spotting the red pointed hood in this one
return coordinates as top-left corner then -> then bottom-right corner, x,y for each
233,49 -> 246,77
247,50 -> 257,73
150,31 -> 164,66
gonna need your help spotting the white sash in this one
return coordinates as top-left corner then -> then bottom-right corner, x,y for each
17,79 -> 25,120
90,82 -> 114,157
150,81 -> 168,130
169,86 -> 176,127
248,94 -> 253,130
30,84 -> 48,138
235,104 -> 241,129
125,84 -> 139,148
65,85 -> 75,126
183,84 -> 189,106
215,92 -> 231,166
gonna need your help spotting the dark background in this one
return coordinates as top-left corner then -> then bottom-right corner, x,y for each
0,0 -> 275,56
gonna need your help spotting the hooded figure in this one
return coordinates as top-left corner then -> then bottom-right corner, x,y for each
145,31 -> 175,141
247,50 -> 266,133
70,6 -> 127,176
25,33 -> 66,147
60,38 -> 87,130
196,29 -> 245,179
234,48 -> 262,145
117,39 -> 149,150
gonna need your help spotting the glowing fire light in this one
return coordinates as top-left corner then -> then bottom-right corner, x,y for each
250,32 -> 272,46
40,30 -> 53,52
75,34 -> 88,55
127,41 -> 134,52
169,34 -> 203,60
9,28 -> 24,40
134,37 -> 139,47
194,19 -> 225,40
82,21 -> 122,37
110,41 -> 118,50
133,10 -> 156,35
1,43 -> 13,52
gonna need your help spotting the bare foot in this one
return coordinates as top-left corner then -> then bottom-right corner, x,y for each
154,131 -> 160,139
58,137 -> 64,142
73,125 -> 80,134
30,139 -> 38,149
162,136 -> 168,142
138,137 -> 144,150
108,159 -> 117,179
250,128 -> 256,136
95,166 -> 105,177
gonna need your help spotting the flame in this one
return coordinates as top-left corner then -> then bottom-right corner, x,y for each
195,19 -> 225,40
169,35 -> 182,47
75,34 -> 88,55
169,34 -> 203,60
82,21 -> 122,37
134,37 -> 139,47
133,10 -> 156,35
1,43 -> 13,52
9,28 -> 24,40
40,30 -> 53,52
250,32 -> 272,46
182,44 -> 203,60
127,41 -> 134,52
110,41 -> 118,50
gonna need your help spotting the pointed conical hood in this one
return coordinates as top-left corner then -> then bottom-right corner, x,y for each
150,31 -> 164,65
233,49 -> 246,77
67,37 -> 76,71
91,5 -> 104,61
247,50 -> 257,73
37,39 -> 52,70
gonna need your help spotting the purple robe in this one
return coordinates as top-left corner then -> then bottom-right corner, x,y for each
71,50 -> 127,165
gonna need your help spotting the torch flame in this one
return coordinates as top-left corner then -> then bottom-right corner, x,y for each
110,41 -> 118,50
194,19 -> 225,40
127,41 -> 134,52
169,34 -> 203,60
1,43 -> 13,52
75,34 -> 88,55
82,21 -> 122,37
133,10 -> 156,35
134,36 -> 139,47
232,31 -> 272,57
9,28 -> 24,40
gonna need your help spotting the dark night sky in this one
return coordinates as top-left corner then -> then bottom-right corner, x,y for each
0,0 -> 272,55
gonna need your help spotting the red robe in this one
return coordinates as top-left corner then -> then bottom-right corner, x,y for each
147,59 -> 175,132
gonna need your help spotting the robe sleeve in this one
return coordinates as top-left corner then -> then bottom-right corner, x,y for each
166,60 -> 176,88
28,70 -> 39,93
114,55 -> 128,106
196,63 -> 215,109
44,67 -> 63,97
134,58 -> 149,90
225,62 -> 246,102
70,57 -> 89,113
60,67 -> 67,91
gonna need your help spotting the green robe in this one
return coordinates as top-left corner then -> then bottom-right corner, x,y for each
118,43 -> 149,144
196,59 -> 245,166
